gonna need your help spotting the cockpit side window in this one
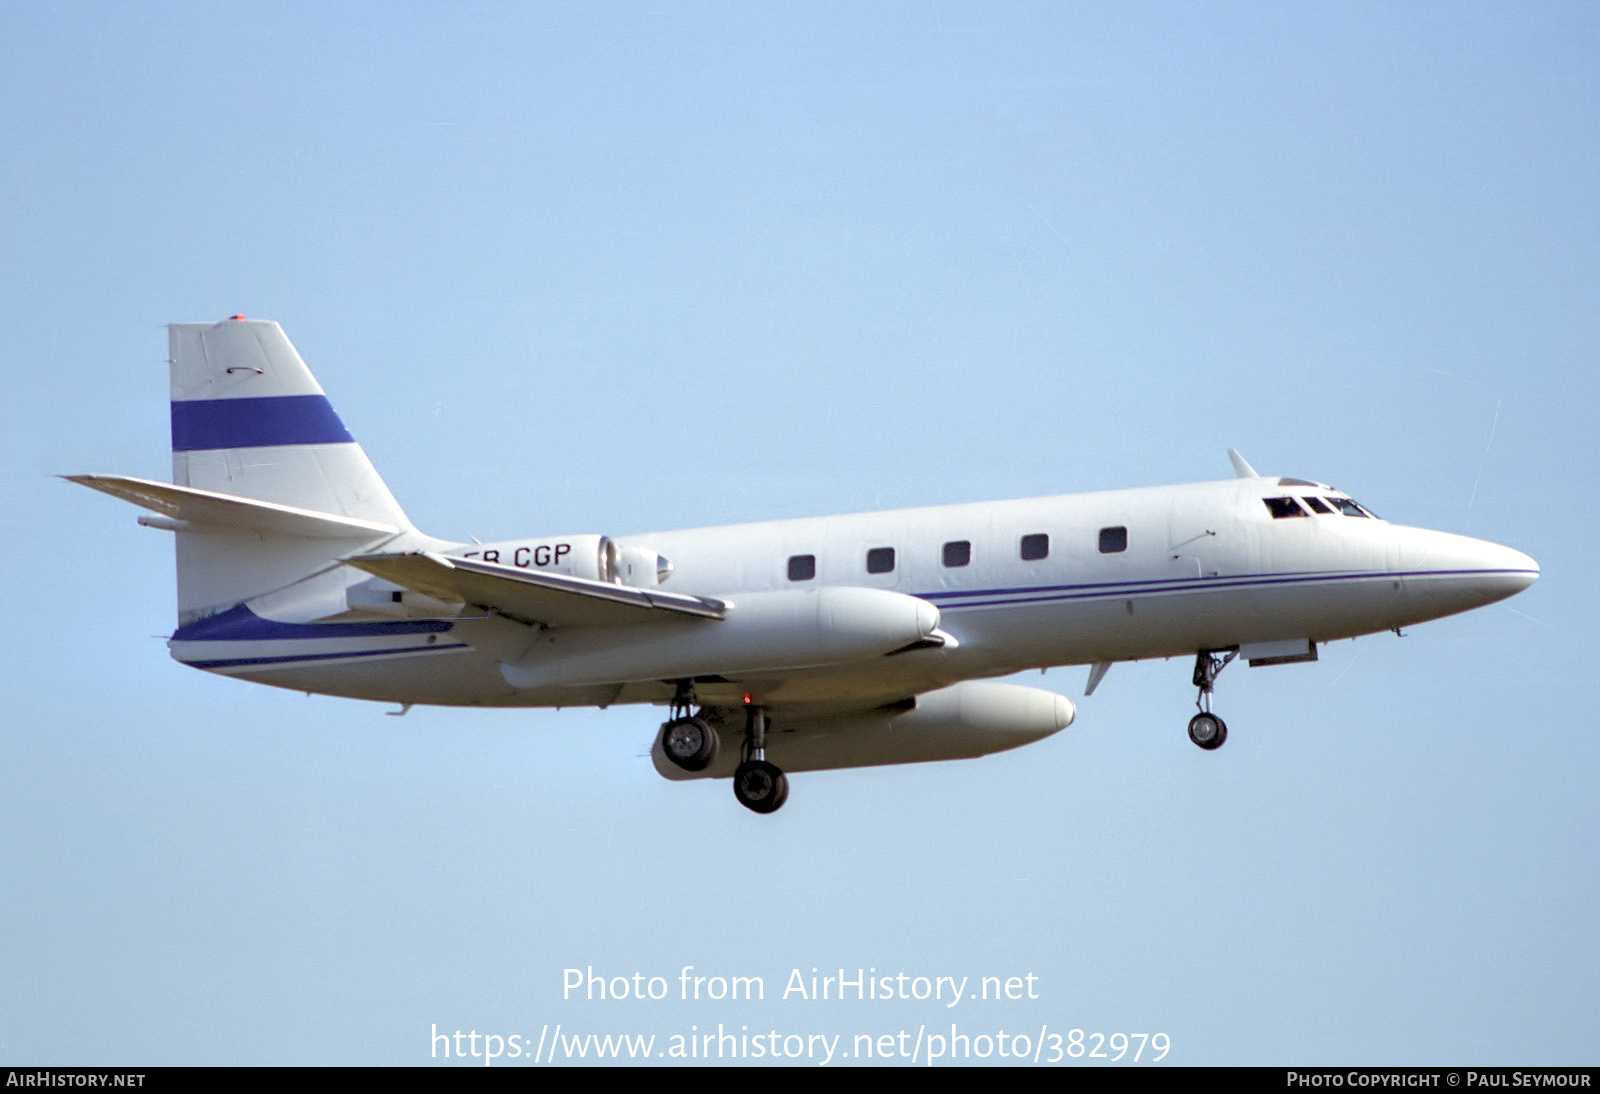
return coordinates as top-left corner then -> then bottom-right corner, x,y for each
1327,497 -> 1371,518
1263,497 -> 1308,519
1301,496 -> 1333,515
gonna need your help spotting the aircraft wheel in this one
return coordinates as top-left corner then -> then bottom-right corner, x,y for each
733,760 -> 789,814
1187,712 -> 1228,751
660,716 -> 719,772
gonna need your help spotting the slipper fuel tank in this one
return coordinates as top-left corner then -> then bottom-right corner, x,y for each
499,586 -> 941,690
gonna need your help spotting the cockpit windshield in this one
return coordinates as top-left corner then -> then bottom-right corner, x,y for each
1326,497 -> 1378,518
1266,494 -> 1381,520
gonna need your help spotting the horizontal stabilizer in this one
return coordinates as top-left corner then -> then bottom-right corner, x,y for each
345,551 -> 727,628
65,475 -> 402,539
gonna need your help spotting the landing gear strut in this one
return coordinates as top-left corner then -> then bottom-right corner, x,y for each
733,701 -> 789,814
1187,649 -> 1236,751
658,680 -> 719,772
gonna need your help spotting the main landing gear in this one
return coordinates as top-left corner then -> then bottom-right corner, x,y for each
1187,648 -> 1237,751
733,702 -> 789,815
657,681 -> 719,772
655,683 -> 790,814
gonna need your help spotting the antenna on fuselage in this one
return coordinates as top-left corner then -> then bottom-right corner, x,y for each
1227,448 -> 1261,479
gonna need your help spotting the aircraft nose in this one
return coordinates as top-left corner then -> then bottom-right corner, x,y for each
1500,545 -> 1540,590
1400,529 -> 1539,617
1459,538 -> 1540,595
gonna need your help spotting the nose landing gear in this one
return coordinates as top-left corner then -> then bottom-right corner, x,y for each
1187,710 -> 1227,750
1188,649 -> 1237,751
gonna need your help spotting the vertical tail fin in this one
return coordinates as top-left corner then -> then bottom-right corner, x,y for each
162,318 -> 415,624
169,317 -> 411,527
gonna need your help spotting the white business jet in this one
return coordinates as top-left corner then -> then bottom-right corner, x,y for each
70,318 -> 1539,813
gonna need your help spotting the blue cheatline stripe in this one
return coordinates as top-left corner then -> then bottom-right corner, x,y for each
171,604 -> 454,642
171,394 -> 354,452
180,642 -> 471,670
920,567 -> 1533,611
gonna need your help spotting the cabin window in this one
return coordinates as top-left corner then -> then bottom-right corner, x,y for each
866,546 -> 896,574
1098,526 -> 1127,553
942,540 -> 971,567
787,554 -> 816,581
1263,497 -> 1308,519
1020,533 -> 1049,561
1301,496 -> 1333,515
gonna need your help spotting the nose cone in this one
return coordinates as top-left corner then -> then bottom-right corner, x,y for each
1494,544 -> 1540,592
1399,529 -> 1539,620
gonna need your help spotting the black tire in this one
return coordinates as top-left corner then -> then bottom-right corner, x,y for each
1187,712 -> 1228,751
660,716 -> 718,772
733,760 -> 788,814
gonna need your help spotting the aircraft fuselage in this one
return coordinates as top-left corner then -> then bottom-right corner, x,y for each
178,475 -> 1536,714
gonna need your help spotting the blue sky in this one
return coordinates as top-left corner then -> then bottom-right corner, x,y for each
3,2 -> 1596,1065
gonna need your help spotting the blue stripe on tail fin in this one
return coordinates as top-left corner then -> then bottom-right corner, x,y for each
171,394 -> 354,451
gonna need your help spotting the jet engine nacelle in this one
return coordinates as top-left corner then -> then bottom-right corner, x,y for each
653,681 -> 1076,780
500,586 -> 940,691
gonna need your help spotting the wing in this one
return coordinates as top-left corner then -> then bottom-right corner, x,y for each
344,550 -> 726,627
